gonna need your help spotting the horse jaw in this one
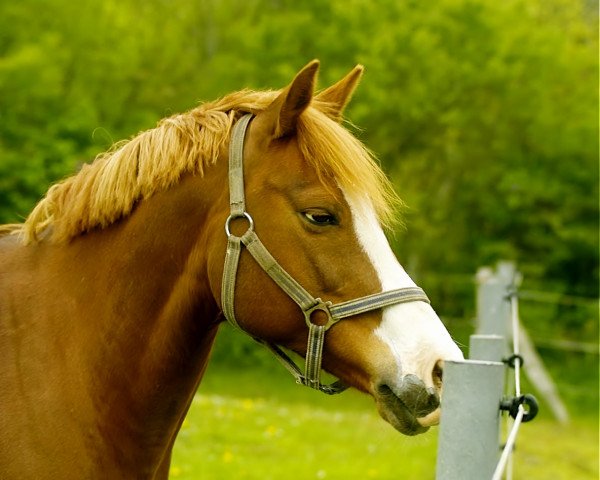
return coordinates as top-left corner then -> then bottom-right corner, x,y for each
345,192 -> 464,435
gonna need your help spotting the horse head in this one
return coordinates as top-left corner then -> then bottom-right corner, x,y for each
207,61 -> 464,435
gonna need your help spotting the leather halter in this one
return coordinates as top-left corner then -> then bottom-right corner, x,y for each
221,114 -> 431,395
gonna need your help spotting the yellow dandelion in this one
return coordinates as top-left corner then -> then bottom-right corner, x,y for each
170,466 -> 182,477
264,425 -> 279,438
222,450 -> 234,463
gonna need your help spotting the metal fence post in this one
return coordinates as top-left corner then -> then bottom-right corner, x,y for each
469,334 -> 505,362
435,360 -> 505,480
436,265 -> 512,480
476,266 -> 510,338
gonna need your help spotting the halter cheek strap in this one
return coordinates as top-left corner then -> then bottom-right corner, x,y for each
221,114 -> 430,395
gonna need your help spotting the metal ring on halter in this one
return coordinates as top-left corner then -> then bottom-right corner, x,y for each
303,299 -> 336,330
225,212 -> 254,238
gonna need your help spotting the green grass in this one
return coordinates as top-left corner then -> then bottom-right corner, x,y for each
170,362 -> 599,479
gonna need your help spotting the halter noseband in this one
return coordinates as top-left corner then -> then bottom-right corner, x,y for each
221,114 -> 430,395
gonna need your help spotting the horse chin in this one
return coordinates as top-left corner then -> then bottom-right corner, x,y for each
374,387 -> 431,436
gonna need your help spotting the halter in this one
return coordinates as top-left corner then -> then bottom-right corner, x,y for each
221,114 -> 430,395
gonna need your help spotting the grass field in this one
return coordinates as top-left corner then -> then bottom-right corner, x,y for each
170,361 -> 599,480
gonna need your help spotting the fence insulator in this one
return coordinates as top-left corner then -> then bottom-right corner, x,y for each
500,394 -> 539,423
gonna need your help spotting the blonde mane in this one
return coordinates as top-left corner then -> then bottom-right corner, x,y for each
6,90 -> 400,244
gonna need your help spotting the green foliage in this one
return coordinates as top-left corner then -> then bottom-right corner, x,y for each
0,0 -> 597,350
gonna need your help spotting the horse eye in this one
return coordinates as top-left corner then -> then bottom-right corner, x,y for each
303,211 -> 338,226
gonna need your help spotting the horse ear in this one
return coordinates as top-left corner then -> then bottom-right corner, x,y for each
264,60 -> 319,139
315,65 -> 364,122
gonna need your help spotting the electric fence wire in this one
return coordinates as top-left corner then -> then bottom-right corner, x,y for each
491,288 -> 524,480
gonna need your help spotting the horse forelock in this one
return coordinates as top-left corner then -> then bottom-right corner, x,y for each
12,89 -> 400,244
297,103 -> 402,229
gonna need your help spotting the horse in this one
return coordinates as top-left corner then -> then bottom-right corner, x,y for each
0,60 -> 463,479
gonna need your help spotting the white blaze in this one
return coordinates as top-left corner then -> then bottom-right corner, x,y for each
346,193 -> 463,388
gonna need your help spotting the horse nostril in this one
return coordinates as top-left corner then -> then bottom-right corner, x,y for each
432,360 -> 444,390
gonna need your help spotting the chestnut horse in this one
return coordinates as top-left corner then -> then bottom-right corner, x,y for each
0,61 -> 462,479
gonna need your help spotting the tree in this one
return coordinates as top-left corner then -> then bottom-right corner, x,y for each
0,0 -> 597,346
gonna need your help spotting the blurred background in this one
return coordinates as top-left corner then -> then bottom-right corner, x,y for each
0,0 -> 597,477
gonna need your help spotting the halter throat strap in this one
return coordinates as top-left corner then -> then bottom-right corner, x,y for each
221,114 -> 430,394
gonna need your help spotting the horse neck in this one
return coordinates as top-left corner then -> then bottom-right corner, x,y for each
57,168 -> 228,469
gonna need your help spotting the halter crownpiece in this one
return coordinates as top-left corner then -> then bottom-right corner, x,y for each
221,113 -> 431,394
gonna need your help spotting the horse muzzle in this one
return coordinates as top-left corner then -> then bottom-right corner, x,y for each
374,374 -> 441,436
